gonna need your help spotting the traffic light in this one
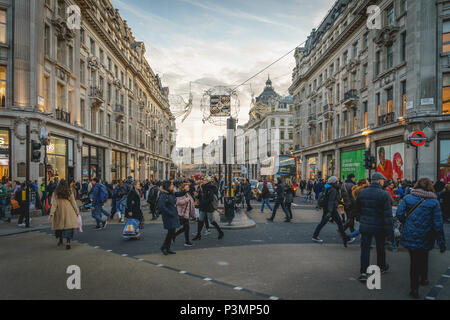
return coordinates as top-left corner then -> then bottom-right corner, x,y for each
370,156 -> 377,170
364,150 -> 371,170
31,140 -> 42,162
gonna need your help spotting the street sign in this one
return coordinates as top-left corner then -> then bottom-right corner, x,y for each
409,131 -> 427,147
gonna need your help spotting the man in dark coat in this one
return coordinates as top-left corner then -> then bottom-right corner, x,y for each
342,173 -> 356,232
267,178 -> 291,223
242,179 -> 253,212
354,172 -> 393,282
126,181 -> 143,222
312,176 -> 350,246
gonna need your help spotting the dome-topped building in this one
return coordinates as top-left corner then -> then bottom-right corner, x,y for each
255,75 -> 281,106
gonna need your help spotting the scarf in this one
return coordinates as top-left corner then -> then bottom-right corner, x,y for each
410,188 -> 437,199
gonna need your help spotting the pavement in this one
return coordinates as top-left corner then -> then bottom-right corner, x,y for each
1,196 -> 449,300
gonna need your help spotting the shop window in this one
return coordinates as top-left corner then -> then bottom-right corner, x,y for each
443,21 -> 450,53
443,74 -> 450,114
0,129 -> 10,181
401,81 -> 407,116
439,138 -> 450,184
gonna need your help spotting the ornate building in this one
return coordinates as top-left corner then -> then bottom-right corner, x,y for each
0,0 -> 176,183
290,0 -> 450,182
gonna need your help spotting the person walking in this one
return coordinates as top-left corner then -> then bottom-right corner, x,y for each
285,179 -> 295,220
347,179 -> 370,239
242,179 -> 253,212
396,178 -> 446,299
0,182 -> 6,221
312,176 -> 351,246
147,182 -> 159,221
193,177 -> 224,241
354,172 -> 393,282
260,181 -> 273,213
342,174 -> 356,233
440,184 -> 450,223
158,181 -> 188,255
90,178 -> 109,230
267,178 -> 291,223
125,181 -> 144,223
118,176 -> 133,223
48,180 -> 80,250
174,183 -> 196,247
314,179 -> 324,210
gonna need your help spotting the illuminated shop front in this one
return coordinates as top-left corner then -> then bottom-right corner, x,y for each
0,129 -> 10,181
46,136 -> 74,182
112,150 -> 127,182
82,145 -> 105,182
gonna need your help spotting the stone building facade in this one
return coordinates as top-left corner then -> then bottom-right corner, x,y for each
0,0 -> 176,184
289,0 -> 450,183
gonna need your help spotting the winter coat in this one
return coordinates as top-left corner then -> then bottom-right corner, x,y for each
49,193 -> 79,231
323,184 -> 339,214
242,183 -> 252,199
314,182 -> 324,200
397,189 -> 446,251
90,183 -> 106,207
351,184 -> 368,219
176,193 -> 196,219
275,183 -> 285,204
261,185 -> 271,199
126,188 -> 143,221
354,182 -> 393,235
440,189 -> 450,218
285,186 -> 294,204
158,188 -> 186,230
199,183 -> 217,213
341,180 -> 356,212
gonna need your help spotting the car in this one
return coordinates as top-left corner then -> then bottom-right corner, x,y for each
253,182 -> 275,202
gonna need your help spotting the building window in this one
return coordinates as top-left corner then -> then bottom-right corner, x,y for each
376,93 -> 381,124
343,51 -> 348,65
386,5 -> 394,26
57,39 -> 65,65
80,28 -> 85,45
80,60 -> 85,84
401,32 -> 406,62
107,57 -> 111,71
375,51 -> 381,75
362,64 -> 368,87
363,101 -> 368,128
107,83 -> 111,103
401,0 -> 407,13
443,21 -> 450,53
90,38 -> 95,56
352,42 -> 358,58
280,130 -> 285,140
344,111 -> 348,136
43,75 -> 49,110
0,65 -> 5,107
44,25 -> 50,56
57,0 -> 65,18
91,109 -> 96,133
271,119 -> 275,127
57,83 -> 65,110
443,73 -> 450,114
280,119 -> 285,127
353,110 -> 357,133
386,44 -> 393,69
68,46 -> 73,72
401,81 -> 407,116
99,48 -> 104,64
386,87 -> 393,113
80,99 -> 85,127
363,33 -> 368,49
106,114 -> 111,137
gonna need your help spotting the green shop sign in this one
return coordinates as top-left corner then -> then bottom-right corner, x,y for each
340,149 -> 365,181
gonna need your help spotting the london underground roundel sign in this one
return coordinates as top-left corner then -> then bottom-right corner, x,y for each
409,131 -> 427,147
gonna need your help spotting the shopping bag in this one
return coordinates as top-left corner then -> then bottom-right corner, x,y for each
195,208 -> 200,219
45,198 -> 50,212
77,214 -> 83,233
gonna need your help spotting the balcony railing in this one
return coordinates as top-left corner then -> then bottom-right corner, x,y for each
378,112 -> 396,126
55,109 -> 71,124
89,86 -> 104,108
307,114 -> 317,122
343,89 -> 358,107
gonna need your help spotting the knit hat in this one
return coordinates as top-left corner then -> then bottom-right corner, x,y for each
372,172 -> 386,181
327,176 -> 338,184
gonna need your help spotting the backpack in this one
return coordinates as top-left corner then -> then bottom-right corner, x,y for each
155,191 -> 168,216
212,192 -> 219,210
147,186 -> 158,203
318,188 -> 329,209
98,184 -> 108,204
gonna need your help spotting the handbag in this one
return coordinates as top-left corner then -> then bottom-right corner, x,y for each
11,199 -> 20,210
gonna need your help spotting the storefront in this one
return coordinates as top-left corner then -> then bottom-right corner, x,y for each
306,155 -> 318,180
375,139 -> 405,183
46,135 -> 74,182
438,132 -> 450,184
322,151 -> 335,180
82,144 -> 105,182
112,150 -> 127,182
0,128 -> 10,182
340,146 -> 365,182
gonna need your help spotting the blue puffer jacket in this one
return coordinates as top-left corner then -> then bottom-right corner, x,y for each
354,182 -> 393,234
397,190 -> 446,251
158,188 -> 186,230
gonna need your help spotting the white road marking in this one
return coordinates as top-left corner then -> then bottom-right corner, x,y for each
217,261 -> 229,266
107,250 -> 112,252
442,274 -> 450,278
425,296 -> 436,300
121,254 -> 128,257
269,296 -> 279,300
203,278 -> 212,281
94,246 -> 99,249
157,264 -> 164,267
179,271 -> 187,274
435,285 -> 444,289
138,259 -> 144,262
233,287 -> 243,291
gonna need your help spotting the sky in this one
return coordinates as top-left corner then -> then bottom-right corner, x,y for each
110,0 -> 336,148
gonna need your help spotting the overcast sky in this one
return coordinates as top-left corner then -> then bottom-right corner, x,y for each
110,0 -> 336,148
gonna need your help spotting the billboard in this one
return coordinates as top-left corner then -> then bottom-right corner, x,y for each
340,149 -> 365,182
376,143 -> 405,182
260,156 -> 275,176
210,95 -> 231,116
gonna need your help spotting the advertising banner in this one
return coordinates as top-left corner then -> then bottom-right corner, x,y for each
340,149 -> 365,182
439,139 -> 450,184
376,143 -> 405,182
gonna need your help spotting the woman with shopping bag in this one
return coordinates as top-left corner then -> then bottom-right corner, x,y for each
48,180 -> 80,250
